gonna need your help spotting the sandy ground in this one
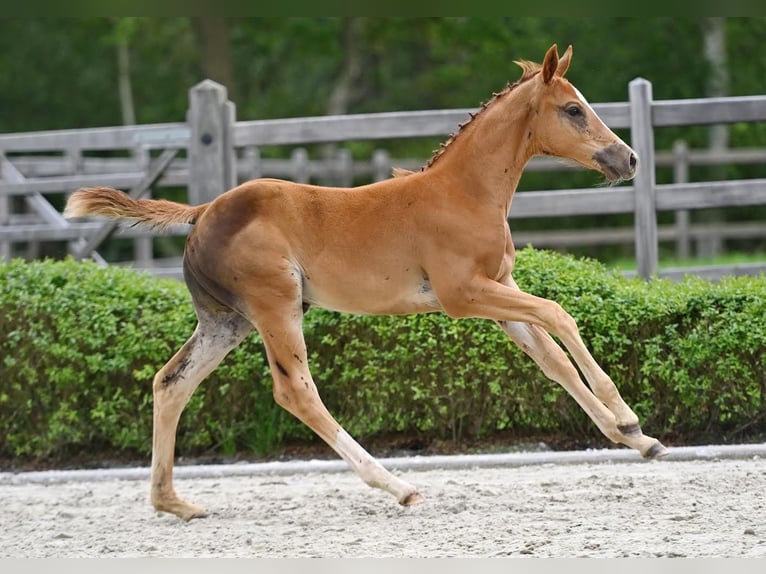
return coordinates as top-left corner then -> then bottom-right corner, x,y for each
1,454 -> 765,558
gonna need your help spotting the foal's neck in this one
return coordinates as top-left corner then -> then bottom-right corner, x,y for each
425,82 -> 536,218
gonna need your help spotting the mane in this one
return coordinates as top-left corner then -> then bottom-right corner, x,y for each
513,59 -> 543,80
413,60 -> 541,173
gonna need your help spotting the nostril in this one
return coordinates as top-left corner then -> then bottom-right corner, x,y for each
629,152 -> 638,170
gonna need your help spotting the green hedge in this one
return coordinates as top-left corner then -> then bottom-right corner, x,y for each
1,249 -> 764,461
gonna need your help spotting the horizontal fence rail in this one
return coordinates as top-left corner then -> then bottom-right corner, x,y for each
1,78 -> 766,280
0,123 -> 191,151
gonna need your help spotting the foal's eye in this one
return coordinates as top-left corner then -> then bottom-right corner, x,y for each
566,106 -> 583,117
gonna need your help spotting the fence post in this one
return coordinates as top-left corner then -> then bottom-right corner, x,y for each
372,149 -> 391,182
336,148 -> 353,187
291,148 -> 310,183
0,156 -> 10,261
629,77 -> 658,279
243,146 -> 261,180
672,140 -> 691,259
132,144 -> 153,268
187,79 -> 236,205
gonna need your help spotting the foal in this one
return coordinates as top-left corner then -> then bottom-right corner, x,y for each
65,44 -> 667,521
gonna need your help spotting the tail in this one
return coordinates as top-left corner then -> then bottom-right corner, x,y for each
64,187 -> 208,231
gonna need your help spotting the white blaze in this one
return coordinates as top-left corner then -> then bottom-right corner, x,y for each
573,86 -> 597,116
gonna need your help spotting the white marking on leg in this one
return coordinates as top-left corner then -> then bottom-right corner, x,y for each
333,428 -> 418,502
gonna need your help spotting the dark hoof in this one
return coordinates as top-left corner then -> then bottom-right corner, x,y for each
400,491 -> 425,506
618,423 -> 642,437
643,441 -> 669,460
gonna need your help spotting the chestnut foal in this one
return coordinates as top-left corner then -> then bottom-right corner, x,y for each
65,44 -> 666,521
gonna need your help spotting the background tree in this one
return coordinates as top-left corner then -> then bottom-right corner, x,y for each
191,17 -> 237,103
1,17 -> 764,264
110,17 -> 137,126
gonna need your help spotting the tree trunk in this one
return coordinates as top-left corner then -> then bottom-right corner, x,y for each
320,18 -> 367,185
326,18 -> 366,116
109,18 -> 137,126
698,17 -> 729,259
704,17 -> 730,150
116,32 -> 135,125
191,17 -> 236,102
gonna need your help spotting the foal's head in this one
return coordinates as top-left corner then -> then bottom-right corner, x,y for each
525,44 -> 637,183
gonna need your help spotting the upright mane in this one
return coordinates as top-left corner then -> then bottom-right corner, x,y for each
416,60 -> 542,173
513,59 -> 543,80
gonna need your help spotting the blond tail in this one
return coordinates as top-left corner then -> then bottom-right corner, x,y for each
64,187 -> 208,232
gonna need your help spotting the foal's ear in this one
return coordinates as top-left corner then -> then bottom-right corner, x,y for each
542,44 -> 559,84
556,45 -> 573,78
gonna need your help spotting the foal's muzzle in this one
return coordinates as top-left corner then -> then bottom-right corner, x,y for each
594,143 -> 638,181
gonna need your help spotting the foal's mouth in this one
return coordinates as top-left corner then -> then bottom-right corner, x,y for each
600,163 -> 627,184
593,144 -> 638,182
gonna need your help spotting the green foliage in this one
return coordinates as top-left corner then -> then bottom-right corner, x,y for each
3,18 -> 766,146
0,258 -> 193,458
2,18 -> 766,264
512,250 -> 766,440
1,251 -> 765,463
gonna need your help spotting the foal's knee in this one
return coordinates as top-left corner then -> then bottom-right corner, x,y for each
545,301 -> 578,336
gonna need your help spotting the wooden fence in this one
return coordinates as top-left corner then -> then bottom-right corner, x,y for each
1,78 -> 765,281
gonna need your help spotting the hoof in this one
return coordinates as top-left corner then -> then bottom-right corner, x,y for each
399,491 -> 425,506
184,508 -> 209,521
154,499 -> 208,521
617,423 -> 642,437
642,441 -> 669,460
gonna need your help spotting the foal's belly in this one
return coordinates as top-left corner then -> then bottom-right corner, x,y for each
301,270 -> 442,316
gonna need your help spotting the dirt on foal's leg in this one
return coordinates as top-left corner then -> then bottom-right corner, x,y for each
150,311 -> 252,521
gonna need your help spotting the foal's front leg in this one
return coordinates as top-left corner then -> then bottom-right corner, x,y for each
500,276 -> 651,437
438,272 -> 667,459
499,320 -> 663,457
249,295 -> 423,506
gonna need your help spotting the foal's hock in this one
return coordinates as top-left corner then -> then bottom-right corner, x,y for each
65,44 -> 667,521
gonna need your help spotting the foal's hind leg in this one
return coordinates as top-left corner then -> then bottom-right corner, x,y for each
150,310 -> 252,521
